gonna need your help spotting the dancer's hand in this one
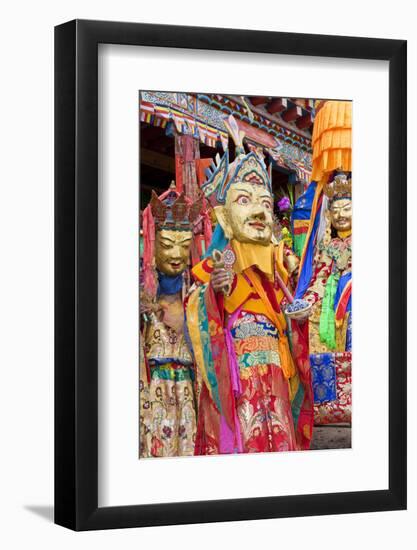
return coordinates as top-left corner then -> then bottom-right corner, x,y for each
211,267 -> 232,294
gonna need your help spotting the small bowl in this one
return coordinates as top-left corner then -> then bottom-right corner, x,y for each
285,300 -> 312,320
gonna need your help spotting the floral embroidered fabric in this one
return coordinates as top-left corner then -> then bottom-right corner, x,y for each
312,352 -> 352,425
140,296 -> 197,457
231,311 -> 297,453
140,362 -> 197,457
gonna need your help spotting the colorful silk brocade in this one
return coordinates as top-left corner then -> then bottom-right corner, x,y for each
186,244 -> 314,455
187,282 -> 240,455
139,340 -> 151,457
140,362 -> 196,457
140,297 -> 197,458
232,311 -> 297,453
304,235 -> 352,355
302,234 -> 352,427
311,352 -> 352,425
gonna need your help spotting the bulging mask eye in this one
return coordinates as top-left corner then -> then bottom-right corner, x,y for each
236,195 -> 250,205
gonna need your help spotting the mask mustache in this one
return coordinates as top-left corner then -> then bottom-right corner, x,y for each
244,217 -> 269,225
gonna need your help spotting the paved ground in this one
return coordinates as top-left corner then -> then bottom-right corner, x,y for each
310,425 -> 351,450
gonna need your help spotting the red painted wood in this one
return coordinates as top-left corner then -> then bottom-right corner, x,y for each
249,96 -> 268,106
235,118 -> 277,148
266,98 -> 287,114
296,113 -> 313,129
282,105 -> 303,122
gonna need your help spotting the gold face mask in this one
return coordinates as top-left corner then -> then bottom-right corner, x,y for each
329,198 -> 352,232
155,229 -> 192,276
215,181 -> 274,245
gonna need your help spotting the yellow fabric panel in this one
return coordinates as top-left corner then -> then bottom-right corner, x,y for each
313,129 -> 352,155
243,268 -> 287,333
336,313 -> 349,352
224,273 -> 253,314
337,229 -> 352,239
274,242 -> 290,305
311,100 -> 352,183
312,100 -> 352,142
192,258 -> 213,284
243,267 -> 295,380
293,220 -> 310,229
237,292 -> 288,324
191,244 -> 290,323
312,150 -> 352,182
192,255 -> 254,315
288,372 -> 300,402
276,241 -> 289,285
231,240 -> 274,280
185,287 -> 212,400
238,296 -> 270,317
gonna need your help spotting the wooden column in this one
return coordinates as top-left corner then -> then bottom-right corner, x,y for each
174,133 -> 203,263
174,133 -> 200,201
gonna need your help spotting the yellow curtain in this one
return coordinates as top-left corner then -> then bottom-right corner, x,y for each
311,100 -> 352,183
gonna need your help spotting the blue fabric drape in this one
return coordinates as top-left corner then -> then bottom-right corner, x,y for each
157,271 -> 183,295
204,223 -> 229,259
294,183 -> 323,300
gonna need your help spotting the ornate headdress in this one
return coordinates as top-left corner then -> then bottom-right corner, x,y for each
323,171 -> 352,203
142,183 -> 202,296
201,115 -> 272,207
150,184 -> 202,230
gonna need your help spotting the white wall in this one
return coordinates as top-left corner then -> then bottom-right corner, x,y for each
0,0 -> 414,547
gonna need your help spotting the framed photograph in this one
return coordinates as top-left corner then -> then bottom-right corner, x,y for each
55,19 -> 406,530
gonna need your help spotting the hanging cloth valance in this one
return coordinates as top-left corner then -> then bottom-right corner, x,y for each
140,100 -> 228,150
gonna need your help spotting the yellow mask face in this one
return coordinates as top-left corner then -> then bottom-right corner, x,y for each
155,229 -> 192,276
329,198 -> 352,232
215,181 -> 274,245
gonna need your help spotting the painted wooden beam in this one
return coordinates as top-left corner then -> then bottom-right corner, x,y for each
235,118 -> 277,148
249,96 -> 269,106
296,113 -> 313,129
281,105 -> 303,122
266,98 -> 287,114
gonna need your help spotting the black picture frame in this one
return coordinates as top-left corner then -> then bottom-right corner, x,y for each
55,19 -> 407,531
